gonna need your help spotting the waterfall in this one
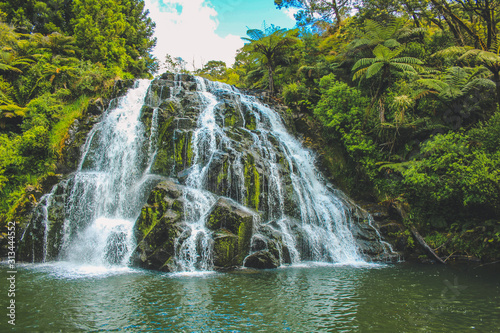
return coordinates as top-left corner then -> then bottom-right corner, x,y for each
164,77 -> 364,270
22,74 -> 391,271
43,80 -> 160,266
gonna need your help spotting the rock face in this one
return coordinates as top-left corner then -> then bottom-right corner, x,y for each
19,73 -> 395,271
132,183 -> 259,271
207,198 -> 255,268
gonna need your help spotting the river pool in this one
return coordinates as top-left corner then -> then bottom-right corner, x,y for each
1,261 -> 499,332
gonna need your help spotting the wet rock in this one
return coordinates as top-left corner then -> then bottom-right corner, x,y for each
244,250 -> 280,269
110,79 -> 135,99
131,179 -> 185,271
207,198 -> 256,267
379,222 -> 403,236
18,181 -> 68,262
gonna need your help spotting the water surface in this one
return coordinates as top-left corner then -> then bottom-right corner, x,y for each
1,262 -> 499,332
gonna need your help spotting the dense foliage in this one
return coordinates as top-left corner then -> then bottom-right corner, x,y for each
203,0 -> 500,260
0,0 -> 156,223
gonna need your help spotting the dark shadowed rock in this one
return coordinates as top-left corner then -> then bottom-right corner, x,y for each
244,250 -> 280,269
207,198 -> 256,268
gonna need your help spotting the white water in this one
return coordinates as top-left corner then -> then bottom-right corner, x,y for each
167,77 -> 367,271
59,80 -> 155,267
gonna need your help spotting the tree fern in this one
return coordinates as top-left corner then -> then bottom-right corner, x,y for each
365,62 -> 384,78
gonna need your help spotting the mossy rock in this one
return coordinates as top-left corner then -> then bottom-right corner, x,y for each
206,197 -> 256,267
218,101 -> 243,128
243,153 -> 261,211
213,231 -> 239,268
145,83 -> 171,107
132,179 -> 185,271
17,181 -> 68,262
244,112 -> 257,131
206,152 -> 230,196
150,117 -> 176,176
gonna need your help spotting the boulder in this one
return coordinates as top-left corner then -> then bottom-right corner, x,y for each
132,179 -> 185,271
206,197 -> 256,268
244,250 -> 280,269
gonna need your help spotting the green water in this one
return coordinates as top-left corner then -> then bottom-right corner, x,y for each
1,262 -> 499,332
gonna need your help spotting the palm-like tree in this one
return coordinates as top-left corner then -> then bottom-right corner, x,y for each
0,49 -> 34,74
352,44 -> 423,120
434,46 -> 500,107
417,66 -> 495,102
348,19 -> 425,55
242,27 -> 299,95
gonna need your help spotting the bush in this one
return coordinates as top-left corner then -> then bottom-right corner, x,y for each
403,114 -> 500,228
314,74 -> 381,179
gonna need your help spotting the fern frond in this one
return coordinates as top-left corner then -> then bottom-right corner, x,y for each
398,27 -> 427,39
391,63 -> 418,73
383,39 -> 400,48
392,57 -> 424,65
416,79 -> 448,92
352,57 -> 375,71
413,89 -> 438,100
245,29 -> 265,41
373,44 -> 393,59
432,46 -> 472,58
353,67 -> 369,81
365,62 -> 384,78
463,78 -> 495,93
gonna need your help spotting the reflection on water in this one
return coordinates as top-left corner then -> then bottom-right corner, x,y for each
1,262 -> 499,332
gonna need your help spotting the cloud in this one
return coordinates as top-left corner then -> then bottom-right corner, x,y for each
143,0 -> 244,71
283,8 -> 299,21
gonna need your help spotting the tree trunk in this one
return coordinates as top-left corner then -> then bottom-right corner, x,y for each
411,227 -> 446,264
267,64 -> 275,96
331,0 -> 341,29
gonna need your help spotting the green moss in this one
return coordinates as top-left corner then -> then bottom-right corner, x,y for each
244,154 -> 260,210
174,132 -> 185,165
173,130 -> 194,170
214,233 -> 238,267
172,199 -> 183,212
245,113 -> 257,131
137,206 -> 160,238
49,96 -> 89,157
157,116 -> 174,143
253,167 -> 260,210
186,133 -> 193,165
225,113 -> 237,127
237,217 -> 253,262
216,160 -> 229,187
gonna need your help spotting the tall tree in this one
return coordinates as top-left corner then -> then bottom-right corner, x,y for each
352,44 -> 423,121
275,0 -> 350,29
242,26 -> 299,95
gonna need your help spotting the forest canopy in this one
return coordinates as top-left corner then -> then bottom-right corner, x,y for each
0,0 -> 157,223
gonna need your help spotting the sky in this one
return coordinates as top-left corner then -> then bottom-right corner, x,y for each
143,0 -> 297,70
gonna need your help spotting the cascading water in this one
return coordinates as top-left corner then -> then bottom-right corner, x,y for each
63,80 -> 157,266
153,76 -> 381,272
24,79 -> 164,267
21,74 -> 391,272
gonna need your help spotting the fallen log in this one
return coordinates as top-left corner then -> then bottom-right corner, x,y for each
410,227 -> 446,264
